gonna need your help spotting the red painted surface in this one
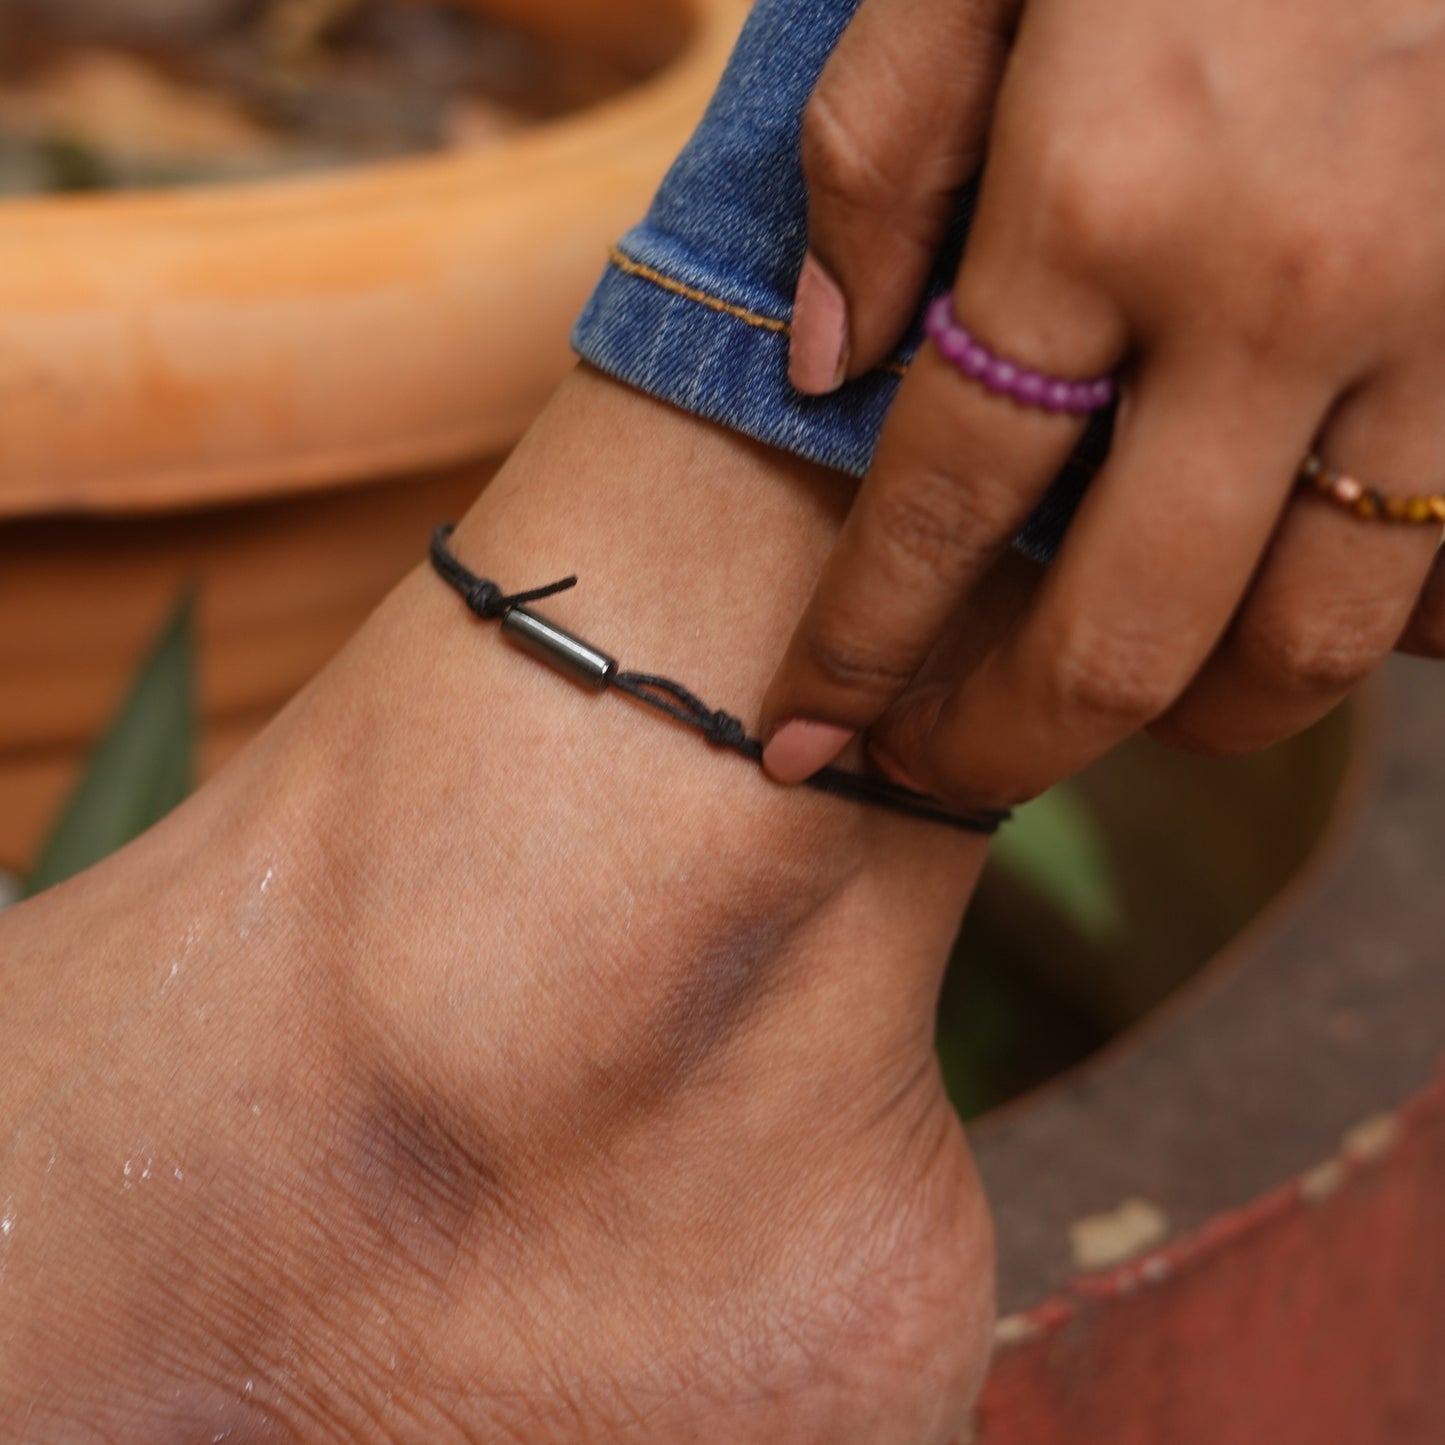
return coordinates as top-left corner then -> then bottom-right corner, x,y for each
978,1065 -> 1445,1444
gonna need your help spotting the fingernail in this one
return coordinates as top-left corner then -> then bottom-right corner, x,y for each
789,252 -> 849,395
762,719 -> 855,785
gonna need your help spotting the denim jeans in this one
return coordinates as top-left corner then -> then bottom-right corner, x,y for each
571,0 -> 1108,561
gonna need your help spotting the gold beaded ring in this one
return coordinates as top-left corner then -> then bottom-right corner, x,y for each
1299,452 -> 1445,524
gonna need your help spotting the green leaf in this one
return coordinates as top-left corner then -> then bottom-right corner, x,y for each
24,595 -> 198,898
987,784 -> 1121,946
935,960 -> 1024,1122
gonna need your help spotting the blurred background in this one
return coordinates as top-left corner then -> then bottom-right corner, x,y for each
1,3 -> 1439,1440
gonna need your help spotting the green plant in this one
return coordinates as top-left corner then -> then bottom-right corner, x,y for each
23,594 -> 198,898
939,783 -> 1122,1120
989,785 -> 1122,948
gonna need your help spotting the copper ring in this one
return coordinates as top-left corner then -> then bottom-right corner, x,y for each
1299,453 -> 1445,525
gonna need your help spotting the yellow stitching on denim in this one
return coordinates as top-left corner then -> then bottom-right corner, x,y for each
608,246 -> 908,378
609,247 -> 790,333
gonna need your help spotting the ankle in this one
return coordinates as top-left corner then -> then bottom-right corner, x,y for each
237,364 -> 988,1120
296,365 -> 986,939
0,367 -> 999,1444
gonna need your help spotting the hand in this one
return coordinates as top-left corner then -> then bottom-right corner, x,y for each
762,0 -> 1445,806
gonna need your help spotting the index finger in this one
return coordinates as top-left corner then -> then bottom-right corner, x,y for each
760,274 -> 1124,783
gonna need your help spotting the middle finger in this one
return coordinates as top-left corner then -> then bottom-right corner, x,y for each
870,343 -> 1327,807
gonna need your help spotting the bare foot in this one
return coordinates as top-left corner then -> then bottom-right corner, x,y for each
0,369 -> 995,1444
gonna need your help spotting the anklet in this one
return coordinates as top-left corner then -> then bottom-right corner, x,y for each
429,526 -> 1008,835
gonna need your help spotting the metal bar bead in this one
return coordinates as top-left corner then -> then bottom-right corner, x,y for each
501,606 -> 617,691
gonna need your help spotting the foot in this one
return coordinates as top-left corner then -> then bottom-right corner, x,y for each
0,368 -> 995,1444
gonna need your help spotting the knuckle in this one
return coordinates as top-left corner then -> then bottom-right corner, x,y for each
1028,116 -> 1166,267
1045,621 -> 1184,727
1246,614 -> 1387,695
1225,219 -> 1363,359
1266,220 -> 1354,310
1037,144 -> 1122,261
1218,186 -> 1417,361
803,627 -> 917,698
802,87 -> 897,211
870,467 -> 996,582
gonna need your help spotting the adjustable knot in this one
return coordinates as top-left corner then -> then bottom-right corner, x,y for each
466,580 -> 506,619
704,710 -> 748,750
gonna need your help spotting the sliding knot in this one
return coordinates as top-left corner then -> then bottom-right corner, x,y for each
704,710 -> 748,750
466,580 -> 506,619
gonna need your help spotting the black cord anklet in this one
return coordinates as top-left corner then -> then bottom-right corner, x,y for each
429,525 -> 1008,836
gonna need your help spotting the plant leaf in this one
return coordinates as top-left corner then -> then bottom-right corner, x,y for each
25,595 -> 198,898
987,784 -> 1121,946
935,959 -> 1024,1122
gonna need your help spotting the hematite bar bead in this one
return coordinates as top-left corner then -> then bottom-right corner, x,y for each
501,606 -> 617,690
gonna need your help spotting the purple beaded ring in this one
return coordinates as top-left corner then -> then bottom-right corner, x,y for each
924,296 -> 1116,415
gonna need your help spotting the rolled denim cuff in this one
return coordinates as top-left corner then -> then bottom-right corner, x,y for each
573,243 -> 1105,565
570,0 -> 1104,564
573,238 -> 902,480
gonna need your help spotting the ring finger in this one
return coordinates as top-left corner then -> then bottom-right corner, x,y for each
1154,363 -> 1445,755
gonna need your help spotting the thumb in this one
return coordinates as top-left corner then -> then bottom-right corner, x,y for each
788,0 -> 1018,395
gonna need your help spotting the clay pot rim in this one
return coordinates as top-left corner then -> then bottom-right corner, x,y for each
0,0 -> 747,519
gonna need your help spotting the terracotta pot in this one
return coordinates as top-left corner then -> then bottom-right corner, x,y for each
972,661 -> 1445,1444
0,0 -> 747,871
